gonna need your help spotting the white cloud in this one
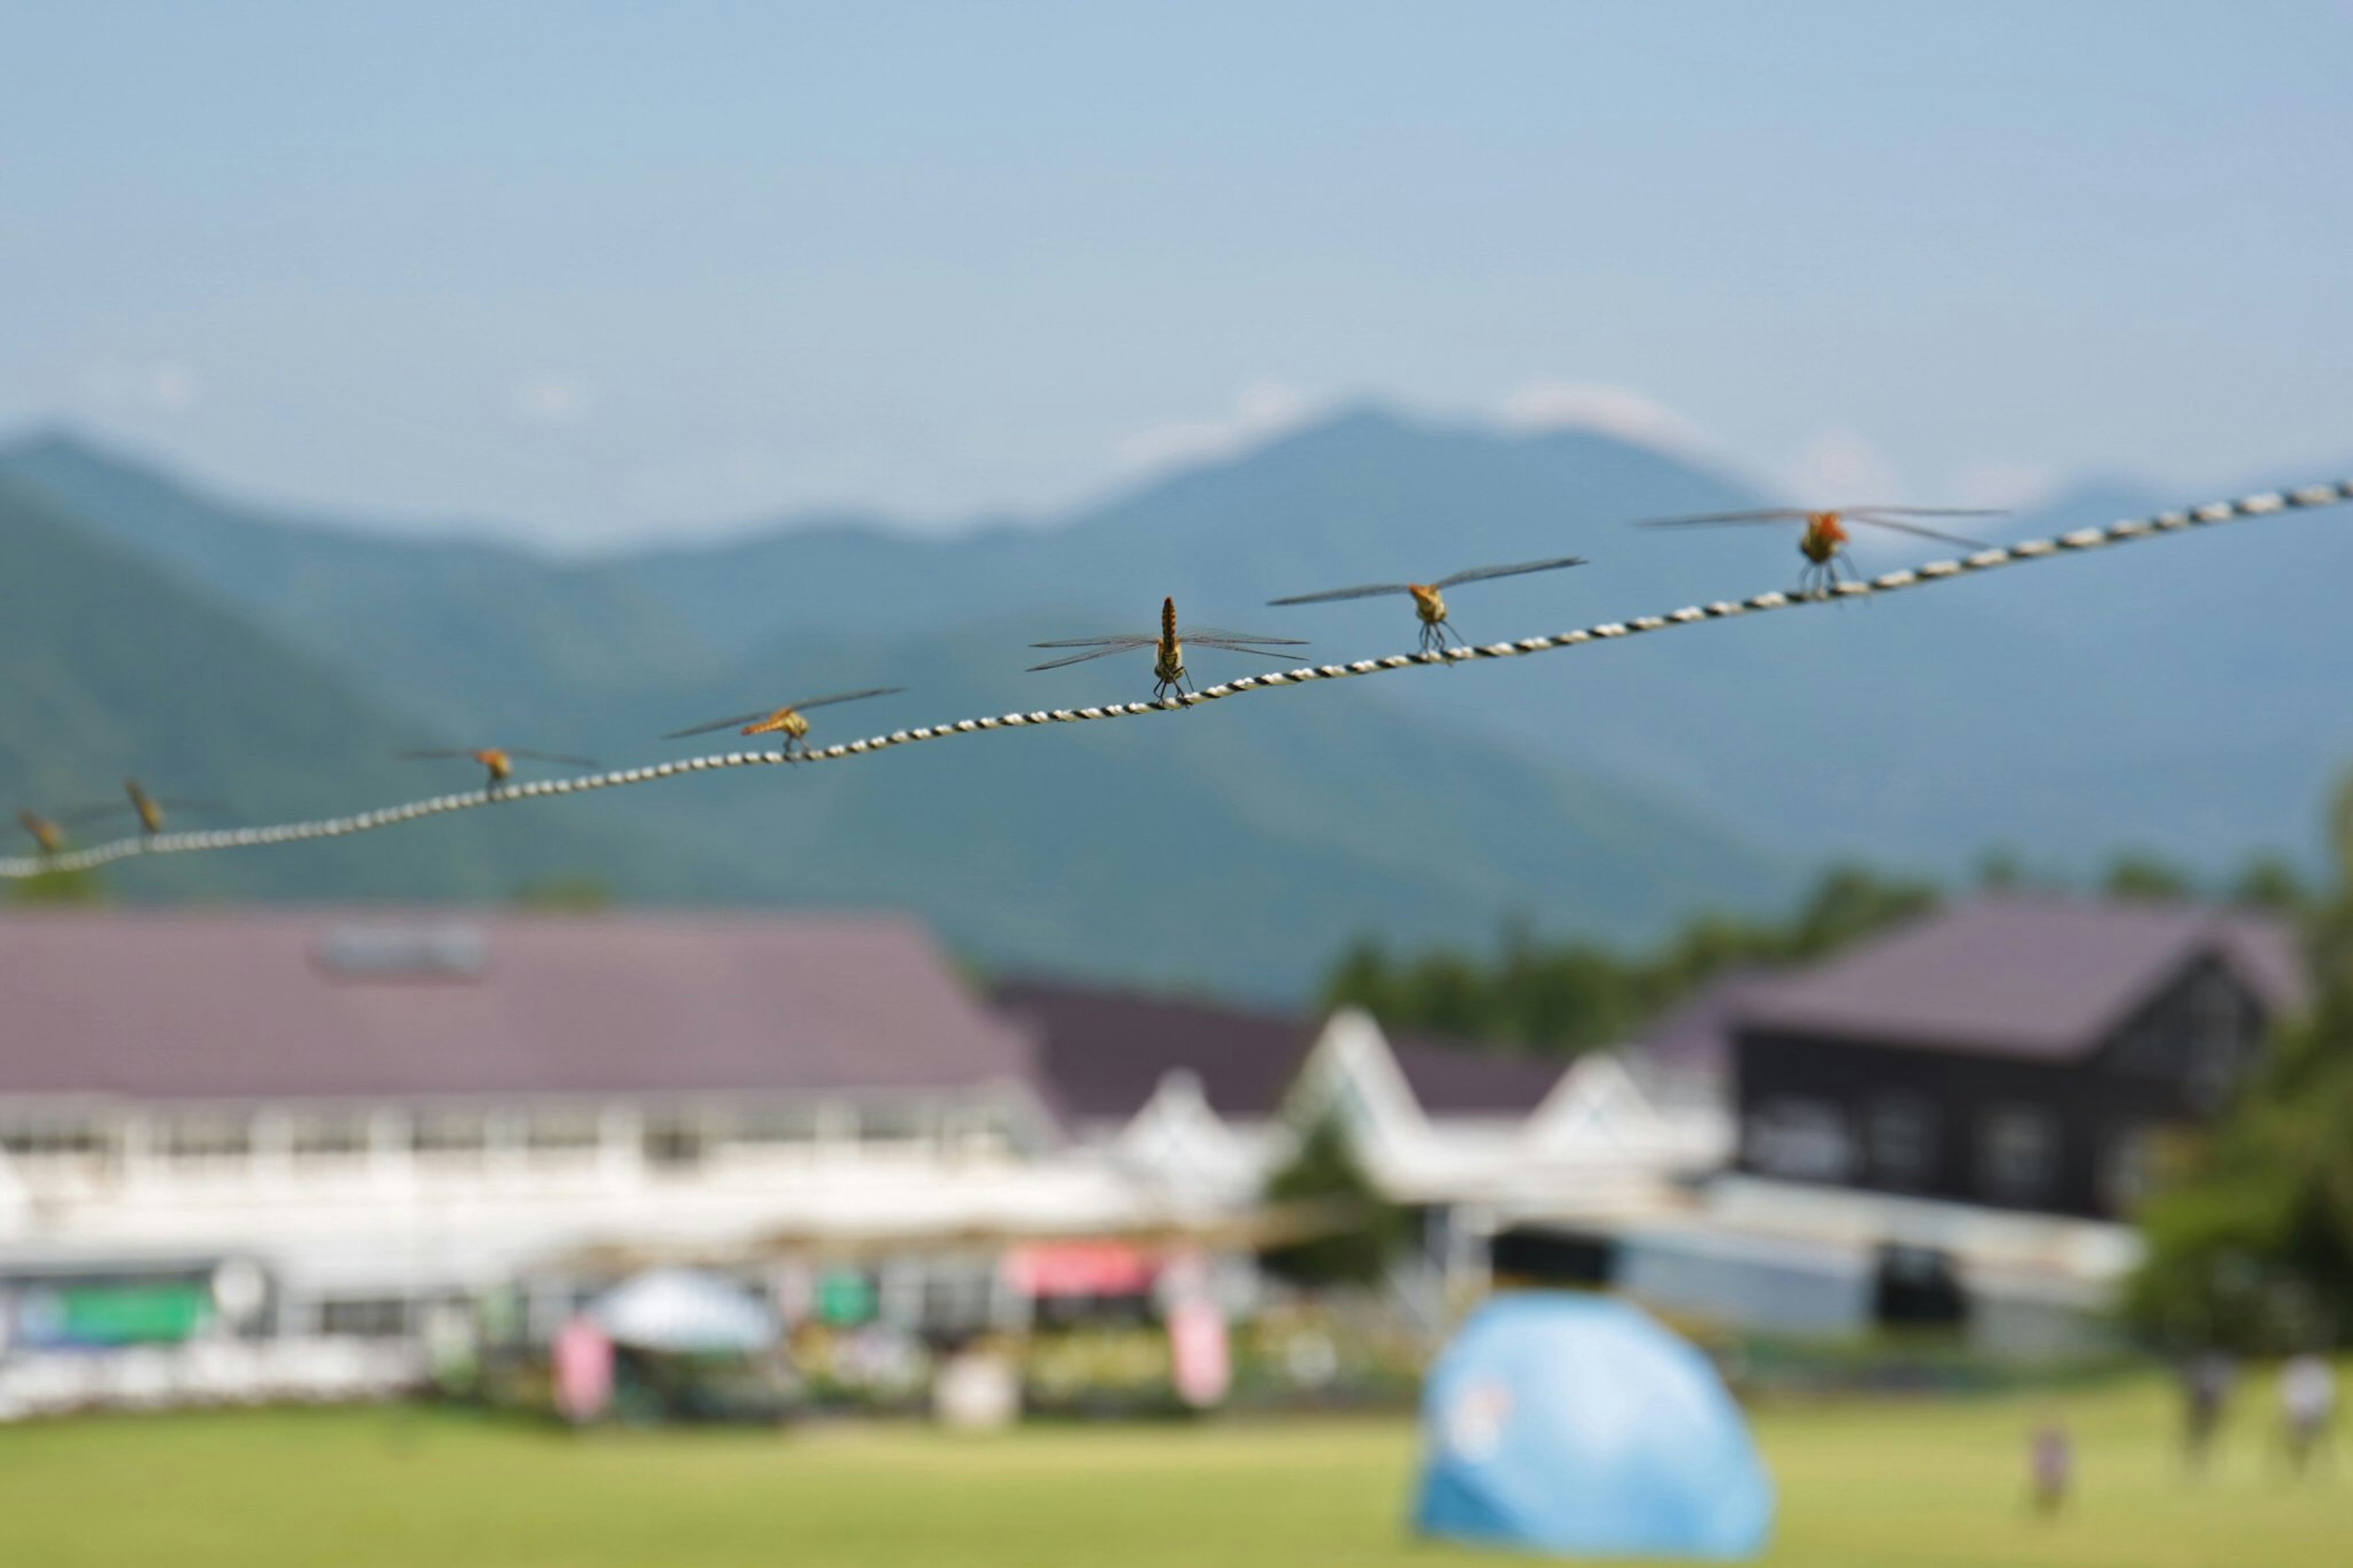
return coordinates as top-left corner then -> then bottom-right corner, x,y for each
78,360 -> 203,412
1949,459 -> 2060,513
1498,379 -> 1709,455
1113,380 -> 1322,472
142,361 -> 202,411
510,374 -> 594,423
1781,425 -> 1904,504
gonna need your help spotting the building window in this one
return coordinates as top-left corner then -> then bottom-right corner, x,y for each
524,1109 -> 603,1156
945,1105 -> 1015,1161
1746,1097 -> 1854,1182
729,1104 -> 818,1147
1978,1106 -> 2059,1206
856,1102 -> 935,1151
0,1119 -> 107,1161
1865,1096 -> 1938,1189
2184,972 -> 2248,1112
290,1113 -> 373,1163
318,1297 -> 411,1338
161,1115 -> 254,1166
2100,1123 -> 2181,1216
643,1114 -> 705,1168
411,1110 -> 490,1159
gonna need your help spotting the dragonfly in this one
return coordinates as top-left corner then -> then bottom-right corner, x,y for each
1636,506 -> 2004,598
1028,597 -> 1308,701
66,778 -> 223,839
15,809 -> 65,856
662,687 -> 906,757
399,746 -> 601,790
1268,555 -> 1589,654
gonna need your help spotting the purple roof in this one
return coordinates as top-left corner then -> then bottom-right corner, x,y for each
1737,896 -> 2308,1060
0,909 -> 1036,1102
990,979 -> 1312,1123
1626,968 -> 1775,1080
990,978 -> 1564,1122
1385,1035 -> 1569,1115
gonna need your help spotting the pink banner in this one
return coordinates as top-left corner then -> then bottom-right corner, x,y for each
1169,1297 -> 1230,1409
553,1316 -> 613,1424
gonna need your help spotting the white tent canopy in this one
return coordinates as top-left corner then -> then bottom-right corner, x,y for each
589,1268 -> 779,1355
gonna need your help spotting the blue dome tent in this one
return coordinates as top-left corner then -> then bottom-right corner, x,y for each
1413,1293 -> 1773,1559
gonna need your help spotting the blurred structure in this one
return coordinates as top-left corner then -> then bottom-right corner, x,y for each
0,911 -> 1076,1414
998,980 -> 1730,1319
1414,1292 -> 1773,1558
1613,896 -> 2306,1357
0,911 -> 1718,1418
1,896 -> 2295,1417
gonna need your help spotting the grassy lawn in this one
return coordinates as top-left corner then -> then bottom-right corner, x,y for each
0,1377 -> 2344,1566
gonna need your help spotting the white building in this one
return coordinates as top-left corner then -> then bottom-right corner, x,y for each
0,911 -> 1723,1413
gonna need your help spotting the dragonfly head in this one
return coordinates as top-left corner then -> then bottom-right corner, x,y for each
474,748 -> 513,781
1802,512 -> 1848,562
1408,583 -> 1447,623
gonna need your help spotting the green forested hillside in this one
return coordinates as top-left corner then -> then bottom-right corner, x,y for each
0,459 -> 1794,995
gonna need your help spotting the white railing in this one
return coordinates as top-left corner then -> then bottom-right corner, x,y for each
0,1336 -> 426,1422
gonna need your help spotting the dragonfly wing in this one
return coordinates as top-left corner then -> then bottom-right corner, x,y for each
1845,506 -> 2009,518
661,710 -> 775,740
788,686 -> 907,712
507,749 -> 601,767
396,749 -> 476,760
1028,634 -> 1156,650
1846,515 -> 1993,548
1182,628 -> 1309,646
1635,509 -> 1814,528
1026,643 -> 1151,673
1265,583 -> 1414,606
1434,555 -> 1588,589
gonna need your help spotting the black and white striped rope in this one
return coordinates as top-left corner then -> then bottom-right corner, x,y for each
6,477 -> 2347,881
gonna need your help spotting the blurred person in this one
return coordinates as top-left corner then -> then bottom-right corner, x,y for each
2027,1416 -> 2074,1517
2280,1353 -> 2337,1477
2181,1349 -> 2237,1474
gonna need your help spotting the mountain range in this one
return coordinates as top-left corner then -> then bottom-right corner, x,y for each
2,411 -> 2344,995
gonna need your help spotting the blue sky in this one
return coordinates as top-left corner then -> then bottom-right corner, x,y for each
4,1 -> 2348,548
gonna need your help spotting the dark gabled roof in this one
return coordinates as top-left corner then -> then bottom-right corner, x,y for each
0,909 -> 1036,1103
989,978 -> 1566,1123
989,979 -> 1314,1123
1386,1034 -> 1570,1115
1626,967 -> 1775,1080
1735,896 -> 2308,1061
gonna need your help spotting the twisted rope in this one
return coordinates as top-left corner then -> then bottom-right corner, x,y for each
7,479 -> 2347,881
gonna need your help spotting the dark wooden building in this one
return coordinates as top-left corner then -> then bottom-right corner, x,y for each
1730,898 -> 2306,1221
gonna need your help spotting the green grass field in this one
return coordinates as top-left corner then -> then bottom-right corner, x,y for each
0,1377 -> 2343,1567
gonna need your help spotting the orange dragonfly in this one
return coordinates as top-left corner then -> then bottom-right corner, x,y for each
1028,597 -> 1308,700
400,746 -> 601,790
1268,554 -> 1588,654
662,687 -> 906,757
1637,506 -> 2002,597
16,809 -> 66,856
66,778 -> 223,839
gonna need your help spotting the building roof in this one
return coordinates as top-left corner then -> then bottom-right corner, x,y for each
990,979 -> 1313,1123
0,909 -> 1036,1103
990,977 -> 1564,1123
1626,968 -> 1774,1081
1735,896 -> 2308,1061
1385,1036 -> 1569,1116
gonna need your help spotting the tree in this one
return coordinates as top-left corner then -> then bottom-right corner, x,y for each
2103,851 -> 2195,903
1257,1111 -> 1408,1290
2128,773 -> 2353,1351
7,867 -> 102,906
1320,865 -> 1939,1060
